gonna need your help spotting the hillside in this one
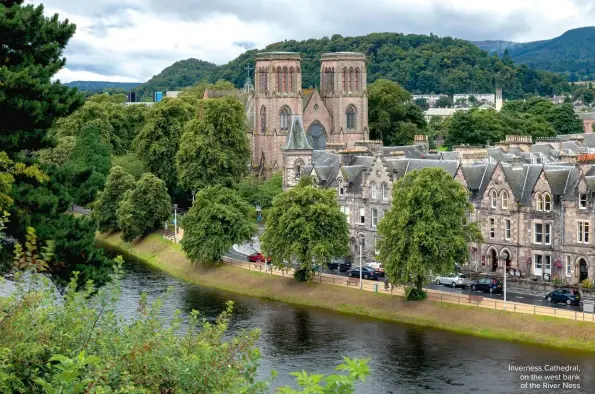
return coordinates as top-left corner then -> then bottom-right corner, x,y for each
64,81 -> 141,93
135,59 -> 219,97
136,32 -> 570,99
473,27 -> 595,82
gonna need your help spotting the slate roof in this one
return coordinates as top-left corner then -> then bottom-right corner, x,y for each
341,166 -> 364,182
311,150 -> 340,188
543,167 -> 572,196
440,151 -> 461,161
585,176 -> 595,191
388,159 -> 460,179
382,145 -> 424,157
488,147 -> 507,163
283,116 -> 312,150
463,163 -> 497,200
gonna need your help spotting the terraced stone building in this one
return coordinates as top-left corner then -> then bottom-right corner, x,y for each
281,125 -> 595,285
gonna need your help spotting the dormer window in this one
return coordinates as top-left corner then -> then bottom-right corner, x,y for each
535,193 -> 543,211
580,193 -> 588,209
544,193 -> 552,212
501,190 -> 509,210
490,190 -> 497,208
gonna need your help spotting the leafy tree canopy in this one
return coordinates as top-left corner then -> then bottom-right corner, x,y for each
261,178 -> 349,282
133,98 -> 194,189
377,168 -> 482,292
93,166 -> 136,233
501,99 -> 583,135
368,79 -> 426,146
117,173 -> 171,242
181,186 -> 257,264
236,172 -> 283,210
176,96 -> 251,191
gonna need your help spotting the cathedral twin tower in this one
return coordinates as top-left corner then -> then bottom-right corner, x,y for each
251,51 -> 368,171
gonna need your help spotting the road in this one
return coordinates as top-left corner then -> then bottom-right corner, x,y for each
228,242 -> 585,313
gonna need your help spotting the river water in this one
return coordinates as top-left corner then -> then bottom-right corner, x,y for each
110,258 -> 594,393
3,256 -> 594,393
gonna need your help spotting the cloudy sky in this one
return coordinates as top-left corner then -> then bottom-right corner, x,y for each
30,0 -> 594,83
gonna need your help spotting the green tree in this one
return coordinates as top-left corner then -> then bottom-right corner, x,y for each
444,109 -> 505,147
236,172 -> 283,209
93,166 -> 136,233
177,96 -> 250,191
181,186 -> 256,264
111,152 -> 148,180
435,95 -> 453,108
261,178 -> 349,282
368,79 -> 426,145
66,122 -> 112,205
377,168 -> 482,296
36,136 -> 77,167
133,98 -> 193,189
468,95 -> 479,107
0,0 -> 83,153
547,103 -> 584,134
414,98 -> 429,110
117,173 -> 171,242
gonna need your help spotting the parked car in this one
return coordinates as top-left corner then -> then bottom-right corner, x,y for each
435,273 -> 470,288
365,262 -> 385,277
327,258 -> 352,272
247,252 -> 271,263
346,266 -> 379,280
469,278 -> 503,294
545,288 -> 581,305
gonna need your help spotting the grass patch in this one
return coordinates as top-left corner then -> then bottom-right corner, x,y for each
96,232 -> 595,354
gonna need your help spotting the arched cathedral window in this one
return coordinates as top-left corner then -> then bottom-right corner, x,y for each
282,67 -> 287,92
346,105 -> 356,130
342,68 -> 347,92
277,67 -> 282,91
280,106 -> 292,131
354,67 -> 360,91
289,67 -> 294,92
260,105 -> 267,133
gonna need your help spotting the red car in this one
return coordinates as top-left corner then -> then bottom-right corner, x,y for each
247,252 -> 271,263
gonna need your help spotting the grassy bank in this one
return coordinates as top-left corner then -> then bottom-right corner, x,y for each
96,232 -> 595,354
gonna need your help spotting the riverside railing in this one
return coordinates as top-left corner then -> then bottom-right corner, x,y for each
222,257 -> 595,323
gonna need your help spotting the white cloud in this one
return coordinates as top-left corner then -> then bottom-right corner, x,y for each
29,0 -> 595,82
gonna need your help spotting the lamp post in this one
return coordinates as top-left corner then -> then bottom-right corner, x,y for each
173,204 -> 178,243
192,191 -> 196,205
499,253 -> 507,311
359,235 -> 364,290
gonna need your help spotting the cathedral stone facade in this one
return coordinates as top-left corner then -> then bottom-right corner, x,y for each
249,51 -> 368,173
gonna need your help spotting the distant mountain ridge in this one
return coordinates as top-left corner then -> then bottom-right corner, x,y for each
64,81 -> 141,93
472,27 -> 595,81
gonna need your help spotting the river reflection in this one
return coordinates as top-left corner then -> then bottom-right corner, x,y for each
4,256 -> 595,393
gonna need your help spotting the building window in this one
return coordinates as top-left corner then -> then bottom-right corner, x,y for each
535,193 -> 543,211
340,205 -> 350,224
381,183 -> 388,200
543,193 -> 552,212
359,207 -> 365,224
578,221 -> 590,244
277,67 -> 281,91
489,218 -> 495,239
279,106 -> 291,131
501,190 -> 509,210
544,223 -> 551,245
505,219 -> 511,240
289,67 -> 293,92
580,193 -> 588,209
371,182 -> 377,199
374,237 -> 379,255
544,255 -> 551,275
338,180 -> 345,196
346,106 -> 356,130
371,208 -> 378,228
490,190 -> 497,208
342,68 -> 347,92
282,67 -> 287,92
355,67 -> 360,91
260,105 -> 266,133
566,256 -> 571,277
534,222 -> 543,244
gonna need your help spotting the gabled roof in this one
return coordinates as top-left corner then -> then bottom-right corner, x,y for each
311,150 -> 340,187
341,166 -> 364,182
543,167 -> 572,196
463,163 -> 497,200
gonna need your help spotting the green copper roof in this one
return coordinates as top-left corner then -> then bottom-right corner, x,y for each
283,116 -> 312,150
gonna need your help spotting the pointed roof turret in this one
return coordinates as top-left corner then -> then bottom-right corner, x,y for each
283,115 -> 312,150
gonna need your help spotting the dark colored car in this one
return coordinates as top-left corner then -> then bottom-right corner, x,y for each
346,266 -> 379,280
247,252 -> 271,263
470,278 -> 503,294
545,289 -> 581,306
327,258 -> 352,272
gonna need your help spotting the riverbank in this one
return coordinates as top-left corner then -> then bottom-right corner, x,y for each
96,232 -> 595,353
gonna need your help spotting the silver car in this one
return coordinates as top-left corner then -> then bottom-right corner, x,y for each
435,273 -> 470,288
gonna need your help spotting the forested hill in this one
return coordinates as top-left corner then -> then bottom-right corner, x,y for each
65,81 -> 141,93
473,27 -> 595,82
136,33 -> 569,99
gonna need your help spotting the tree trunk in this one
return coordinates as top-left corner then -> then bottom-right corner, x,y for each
415,276 -> 423,292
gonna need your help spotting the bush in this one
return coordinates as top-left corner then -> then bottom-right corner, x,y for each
405,286 -> 428,301
581,278 -> 594,289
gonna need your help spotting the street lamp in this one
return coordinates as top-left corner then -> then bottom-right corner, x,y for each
359,235 -> 365,290
192,191 -> 196,205
173,204 -> 178,243
499,252 -> 508,310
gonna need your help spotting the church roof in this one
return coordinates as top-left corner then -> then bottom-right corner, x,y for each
283,115 -> 312,150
